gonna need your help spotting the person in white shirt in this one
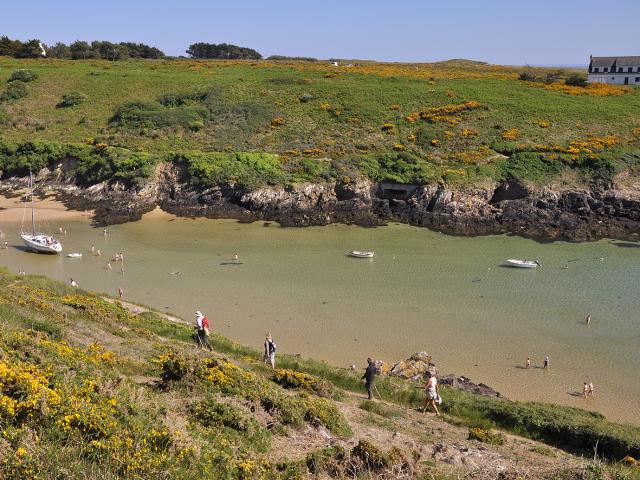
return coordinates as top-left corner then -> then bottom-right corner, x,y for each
422,371 -> 440,416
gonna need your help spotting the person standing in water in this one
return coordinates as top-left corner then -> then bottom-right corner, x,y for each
263,333 -> 277,369
118,287 -> 124,299
361,358 -> 377,400
586,315 -> 591,325
588,382 -> 594,397
526,357 -> 531,369
583,382 -> 589,398
422,370 -> 441,416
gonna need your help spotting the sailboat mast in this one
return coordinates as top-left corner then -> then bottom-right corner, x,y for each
30,172 -> 36,235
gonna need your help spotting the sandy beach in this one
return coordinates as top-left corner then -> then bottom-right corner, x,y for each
0,192 -> 93,225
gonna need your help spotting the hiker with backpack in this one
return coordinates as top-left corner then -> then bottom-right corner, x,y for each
194,310 -> 212,351
264,333 -> 277,369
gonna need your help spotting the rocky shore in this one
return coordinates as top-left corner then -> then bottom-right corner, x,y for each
376,351 -> 503,399
2,163 -> 640,241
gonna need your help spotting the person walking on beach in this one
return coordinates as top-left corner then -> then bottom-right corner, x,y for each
582,382 -> 589,398
194,310 -> 212,351
526,357 -> 531,369
361,358 -> 377,400
91,244 -> 95,254
543,356 -> 549,369
70,278 -> 78,288
263,333 -> 277,369
422,370 -> 441,416
588,382 -> 594,397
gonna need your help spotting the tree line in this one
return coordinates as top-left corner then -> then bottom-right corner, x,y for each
0,36 -> 265,61
0,36 -> 164,60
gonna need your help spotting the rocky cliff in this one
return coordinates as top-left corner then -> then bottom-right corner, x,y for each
2,163 -> 640,241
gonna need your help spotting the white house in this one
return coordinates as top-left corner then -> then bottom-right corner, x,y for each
588,55 -> 640,85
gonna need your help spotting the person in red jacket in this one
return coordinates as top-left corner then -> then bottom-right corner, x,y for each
194,310 -> 212,351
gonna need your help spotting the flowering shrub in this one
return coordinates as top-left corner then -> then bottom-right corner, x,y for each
527,81 -> 631,97
0,360 -> 61,422
406,101 -> 481,124
270,117 -> 285,129
272,369 -> 338,399
502,128 -> 520,140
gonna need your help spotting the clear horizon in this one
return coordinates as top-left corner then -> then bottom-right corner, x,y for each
2,0 -> 638,64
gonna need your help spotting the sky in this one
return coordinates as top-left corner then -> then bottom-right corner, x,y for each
2,0 -> 639,65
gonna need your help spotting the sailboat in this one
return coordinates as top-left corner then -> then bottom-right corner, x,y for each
20,173 -> 62,254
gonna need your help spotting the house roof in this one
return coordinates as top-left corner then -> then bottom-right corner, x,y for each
591,56 -> 640,67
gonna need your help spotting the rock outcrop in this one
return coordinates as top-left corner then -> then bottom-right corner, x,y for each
2,163 -> 640,241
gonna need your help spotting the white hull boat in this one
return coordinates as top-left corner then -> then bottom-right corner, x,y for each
20,172 -> 63,255
21,234 -> 62,254
349,250 -> 375,258
67,252 -> 82,258
505,259 -> 540,268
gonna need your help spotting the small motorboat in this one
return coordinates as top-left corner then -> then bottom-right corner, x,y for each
349,250 -> 375,258
505,259 -> 540,268
67,252 -> 82,258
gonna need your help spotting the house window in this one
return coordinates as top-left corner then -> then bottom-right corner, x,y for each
618,67 -> 624,72
629,67 -> 634,73
594,67 -> 600,73
636,77 -> 640,82
604,67 -> 609,72
637,67 -> 640,72
612,77 -> 615,80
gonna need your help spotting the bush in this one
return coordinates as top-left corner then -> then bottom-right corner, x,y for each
272,369 -> 340,399
499,152 -> 565,182
179,151 -> 287,189
298,93 -> 314,103
8,69 -> 38,83
299,394 -> 352,437
0,81 -> 28,103
351,439 -> 390,470
565,73 -> 588,87
111,101 -> 209,129
468,427 -> 505,445
190,396 -> 270,451
57,91 -> 87,108
518,70 -> 537,82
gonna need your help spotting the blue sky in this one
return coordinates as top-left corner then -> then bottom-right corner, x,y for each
2,0 -> 638,64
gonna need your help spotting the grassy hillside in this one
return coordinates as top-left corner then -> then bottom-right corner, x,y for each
1,57 -> 640,188
0,268 -> 639,479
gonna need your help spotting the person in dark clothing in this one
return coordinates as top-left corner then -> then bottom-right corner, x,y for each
361,357 -> 377,400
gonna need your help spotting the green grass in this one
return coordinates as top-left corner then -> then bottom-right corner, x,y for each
1,57 -> 639,188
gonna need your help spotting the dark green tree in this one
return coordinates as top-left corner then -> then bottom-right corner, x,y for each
48,42 -> 71,58
186,42 -> 262,60
69,40 -> 95,60
15,39 -> 44,58
0,36 -> 22,56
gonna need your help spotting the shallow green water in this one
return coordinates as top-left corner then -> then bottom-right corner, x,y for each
1,213 -> 639,424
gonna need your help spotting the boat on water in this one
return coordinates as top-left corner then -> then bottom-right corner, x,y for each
20,173 -> 62,254
349,250 -> 375,258
505,259 -> 540,268
67,253 -> 82,258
